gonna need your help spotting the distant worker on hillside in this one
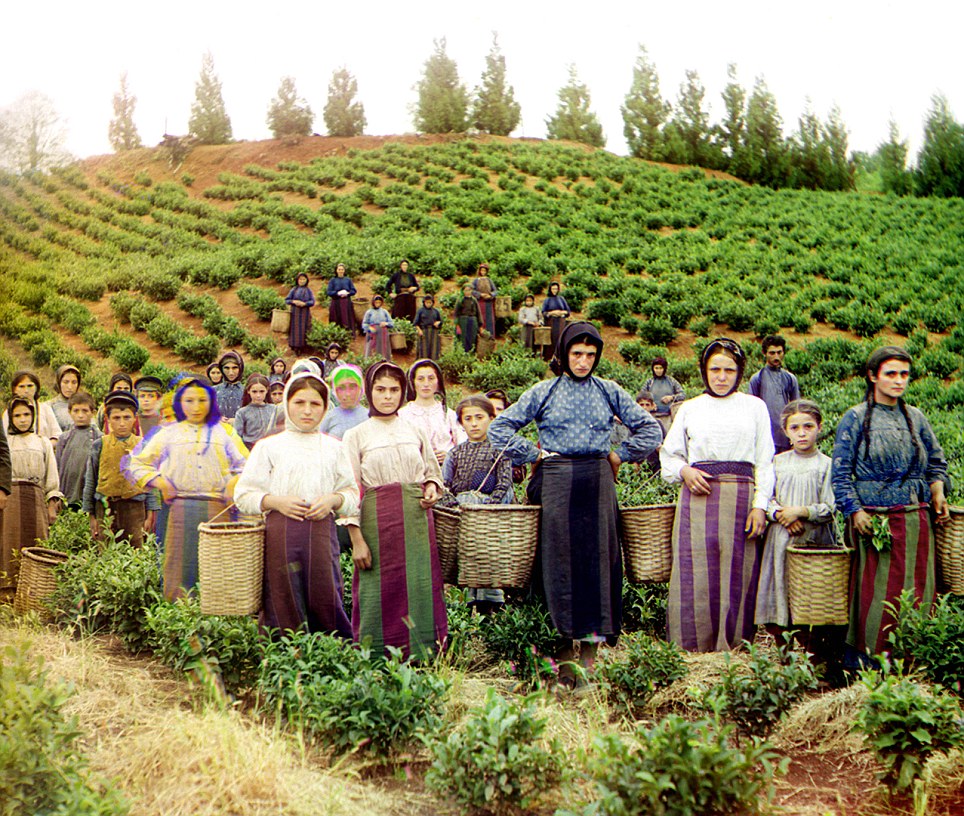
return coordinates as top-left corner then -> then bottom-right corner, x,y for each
748,335 -> 800,454
387,259 -> 419,321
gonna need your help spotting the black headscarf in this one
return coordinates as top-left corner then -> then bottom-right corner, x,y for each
550,321 -> 604,380
364,361 -> 408,418
218,351 -> 245,382
699,337 -> 746,398
406,358 -> 447,404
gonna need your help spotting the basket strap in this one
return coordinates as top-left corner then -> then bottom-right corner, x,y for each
207,503 -> 236,524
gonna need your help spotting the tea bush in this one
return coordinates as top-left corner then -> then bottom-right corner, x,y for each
236,283 -> 286,321
128,301 -> 162,331
595,633 -> 687,715
572,715 -> 785,816
174,334 -> 221,366
44,507 -> 96,555
478,599 -> 559,688
427,689 -> 564,813
111,339 -> 150,372
620,581 -> 668,637
888,590 -> 964,698
306,320 -> 352,351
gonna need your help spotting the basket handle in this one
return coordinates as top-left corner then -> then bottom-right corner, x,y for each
207,503 -> 236,524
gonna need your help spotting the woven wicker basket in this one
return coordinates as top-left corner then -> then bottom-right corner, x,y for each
476,334 -> 495,359
620,504 -> 676,583
432,506 -> 460,584
786,546 -> 853,626
457,505 -> 540,588
533,326 -> 552,347
937,505 -> 964,594
13,547 -> 69,617
197,518 -> 265,615
270,308 -> 290,333
352,296 -> 370,323
389,332 -> 408,351
494,295 -> 512,318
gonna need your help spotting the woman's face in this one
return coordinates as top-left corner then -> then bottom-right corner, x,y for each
706,353 -> 739,396
371,375 -> 403,415
208,367 -> 223,384
221,361 -> 241,383
652,364 -> 666,378
548,283 -> 560,296
272,361 -> 285,374
328,348 -> 340,361
180,386 -> 211,424
413,366 -> 439,400
11,405 -> 33,433
288,387 -> 326,432
870,358 -> 910,405
400,261 -> 409,272
59,371 -> 79,398
296,275 -> 309,287
112,380 -> 132,392
13,378 -> 37,399
269,385 -> 285,404
335,381 -> 361,409
336,265 -> 346,277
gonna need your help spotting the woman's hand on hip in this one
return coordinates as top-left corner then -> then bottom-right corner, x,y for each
680,465 -> 712,495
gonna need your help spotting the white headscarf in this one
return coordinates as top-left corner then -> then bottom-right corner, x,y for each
282,359 -> 329,433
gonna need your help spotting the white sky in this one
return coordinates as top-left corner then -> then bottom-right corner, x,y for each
2,0 -> 961,163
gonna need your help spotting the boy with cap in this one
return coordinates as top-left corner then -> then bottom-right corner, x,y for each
134,376 -> 164,437
82,391 -> 159,548
55,391 -> 101,509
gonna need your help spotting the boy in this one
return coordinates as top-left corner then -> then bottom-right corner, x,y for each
134,375 -> 164,437
55,391 -> 101,509
634,389 -> 665,472
82,392 -> 159,548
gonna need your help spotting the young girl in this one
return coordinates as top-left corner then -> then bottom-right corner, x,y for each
755,399 -> 837,632
472,263 -> 498,337
1,398 -> 62,599
319,365 -> 368,440
398,359 -> 466,466
235,363 -> 358,636
126,377 -> 249,600
517,294 -> 541,354
285,272 -> 315,356
362,294 -> 394,359
322,343 -> 343,379
269,381 -> 285,405
268,358 -> 287,386
3,371 -> 62,445
342,361 -> 447,660
413,296 -> 443,360
47,364 -> 82,431
233,375 -> 276,449
206,362 -> 223,386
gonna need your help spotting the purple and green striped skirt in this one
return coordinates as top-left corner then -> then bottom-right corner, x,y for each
365,325 -> 393,360
351,483 -> 447,660
528,456 -> 621,642
287,304 -> 312,351
847,503 -> 935,657
667,461 -> 760,652
262,511 -> 351,638
328,296 -> 356,334
156,496 -> 227,601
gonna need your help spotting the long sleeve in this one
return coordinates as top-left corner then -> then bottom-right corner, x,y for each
303,288 -> 315,307
492,455 -> 513,504
807,456 -> 835,523
41,438 -> 62,501
81,440 -> 101,513
608,384 -> 663,464
441,451 -> 456,490
831,407 -> 864,518
0,427 -> 10,495
487,382 -> 550,466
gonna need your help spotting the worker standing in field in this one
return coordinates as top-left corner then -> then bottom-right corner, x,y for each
748,335 -> 800,454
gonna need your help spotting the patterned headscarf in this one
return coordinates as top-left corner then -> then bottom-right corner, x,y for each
699,337 -> 746,398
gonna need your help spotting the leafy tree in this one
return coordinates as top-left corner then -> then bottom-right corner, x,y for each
188,51 -> 232,145
414,38 -> 468,134
664,69 -> 718,168
822,105 -> 854,191
0,91 -> 71,173
324,68 -> 366,137
716,63 -> 749,177
471,33 -> 521,136
878,120 -> 913,196
267,76 -> 313,138
621,45 -> 669,160
789,101 -> 829,189
743,76 -> 789,187
915,94 -> 964,197
546,65 -> 604,148
108,71 -> 142,152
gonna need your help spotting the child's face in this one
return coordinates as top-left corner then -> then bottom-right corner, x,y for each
525,297 -> 534,307
459,406 -> 491,442
209,368 -> 223,384
288,388 -> 326,432
371,375 -> 402,415
11,405 -> 33,432
137,390 -> 161,415
413,367 -> 439,400
180,386 -> 211,425
784,412 -> 820,454
638,398 -> 657,413
272,361 -> 285,374
13,379 -> 36,400
69,403 -> 93,427
248,384 -> 268,405
328,349 -> 340,361
112,380 -> 132,392
108,408 -> 137,438
489,398 -> 506,415
334,381 -> 361,410
221,362 -> 241,383
269,386 -> 284,404
59,372 -> 79,398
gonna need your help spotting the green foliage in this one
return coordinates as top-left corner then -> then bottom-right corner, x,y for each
471,34 -> 521,137
188,51 -> 232,145
174,334 -> 221,366
128,300 -> 161,331
702,640 -> 817,736
236,283 -> 286,321
143,597 -> 262,695
438,343 -> 477,384
50,537 -> 162,653
622,45 -> 670,161
258,632 -> 449,757
108,72 -> 142,152
266,76 -> 313,139
323,68 -> 366,138
621,581 -> 669,638
855,660 -> 964,792
546,65 -> 605,148
478,599 -> 559,687
0,641 -> 130,816
111,338 -> 150,372
573,715 -> 785,816
889,590 -> 964,697
637,316 -> 677,346
44,508 -> 97,555
414,38 -> 468,134
426,689 -> 564,813
109,291 -> 138,324
461,345 -> 547,401
595,633 -> 687,715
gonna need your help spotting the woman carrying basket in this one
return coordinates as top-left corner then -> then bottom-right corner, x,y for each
235,361 -> 358,637
831,346 -> 949,661
488,322 -> 662,689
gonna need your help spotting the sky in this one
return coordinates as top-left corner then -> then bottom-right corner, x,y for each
2,0 -> 962,164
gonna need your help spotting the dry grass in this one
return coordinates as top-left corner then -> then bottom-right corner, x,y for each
774,683 -> 870,756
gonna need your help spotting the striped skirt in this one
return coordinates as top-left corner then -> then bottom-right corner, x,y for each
156,496 -> 226,601
478,299 -> 496,336
328,296 -> 356,334
288,304 -> 312,350
262,512 -> 351,637
0,481 -> 47,592
667,462 -> 759,652
365,325 -> 393,360
416,326 -> 441,360
847,504 -> 934,657
351,483 -> 447,660
527,456 -> 621,642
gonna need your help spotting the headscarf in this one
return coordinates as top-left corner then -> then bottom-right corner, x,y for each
365,361 -> 407,418
330,364 -> 364,390
550,321 -> 603,380
371,294 -> 385,309
217,351 -> 245,381
205,362 -> 222,382
282,360 -> 329,433
651,356 -> 668,376
109,372 -> 134,391
241,374 -> 271,407
294,272 -> 310,287
406,358 -> 447,404
6,397 -> 35,435
269,357 -> 287,375
55,364 -> 81,398
172,377 -> 222,427
699,337 -> 746,398
325,342 -> 343,360
10,371 -> 42,433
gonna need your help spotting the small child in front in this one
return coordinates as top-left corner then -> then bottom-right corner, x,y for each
234,375 -> 276,449
55,392 -> 101,509
83,392 -> 159,548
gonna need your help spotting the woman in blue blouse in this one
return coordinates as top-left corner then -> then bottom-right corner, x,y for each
327,263 -> 358,335
285,273 -> 315,355
540,281 -> 571,362
488,322 -> 662,689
